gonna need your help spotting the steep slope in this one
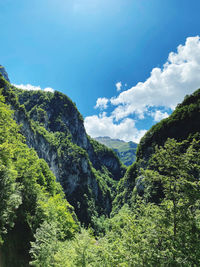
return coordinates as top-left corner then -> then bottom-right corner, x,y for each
137,88 -> 200,162
0,71 -> 125,225
113,87 -> 200,211
95,136 -> 137,166
0,93 -> 77,266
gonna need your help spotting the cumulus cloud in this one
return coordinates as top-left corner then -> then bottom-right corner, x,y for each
84,113 -> 146,143
152,110 -> 169,122
85,36 -> 200,142
111,36 -> 200,120
44,87 -> 55,93
13,83 -> 55,93
94,97 -> 109,109
116,81 -> 122,91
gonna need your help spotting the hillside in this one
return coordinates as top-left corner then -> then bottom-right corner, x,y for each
0,91 -> 78,266
0,72 -> 125,226
1,68 -> 200,266
137,88 -> 200,162
113,87 -> 200,212
95,136 -> 137,166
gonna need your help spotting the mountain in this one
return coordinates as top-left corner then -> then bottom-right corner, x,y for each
113,87 -> 200,212
0,71 -> 125,226
137,89 -> 200,162
1,67 -> 200,266
0,86 -> 78,266
95,136 -> 137,166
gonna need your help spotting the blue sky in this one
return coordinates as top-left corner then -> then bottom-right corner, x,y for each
1,0 -> 200,142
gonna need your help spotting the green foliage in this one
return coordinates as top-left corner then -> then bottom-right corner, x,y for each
1,80 -> 126,228
36,138 -> 200,266
53,229 -> 97,267
141,138 -> 200,265
92,166 -> 117,198
36,193 -> 78,240
14,88 -> 83,131
30,216 -> 78,267
0,93 -> 78,266
89,136 -> 126,180
30,106 -> 47,124
2,72 -> 200,266
137,88 -> 200,161
112,162 -> 139,214
89,136 -> 118,159
30,221 -> 60,267
0,95 -> 22,242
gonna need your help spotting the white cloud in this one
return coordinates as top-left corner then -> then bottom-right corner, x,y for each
13,83 -> 55,93
116,81 -> 122,92
85,36 -> 200,143
152,110 -> 169,122
84,113 -> 146,143
111,36 -> 200,119
94,97 -> 109,109
44,87 -> 55,93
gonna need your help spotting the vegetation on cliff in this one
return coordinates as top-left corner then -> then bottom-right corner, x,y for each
1,70 -> 200,266
0,74 -> 125,227
0,92 -> 78,266
30,138 -> 200,266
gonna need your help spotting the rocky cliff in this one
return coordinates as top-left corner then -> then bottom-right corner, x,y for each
0,71 -> 125,225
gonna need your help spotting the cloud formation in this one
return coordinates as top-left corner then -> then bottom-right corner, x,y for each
94,97 -> 109,109
152,110 -> 169,122
116,81 -> 122,91
111,36 -> 200,120
85,36 -> 200,142
84,113 -> 146,143
13,84 -> 55,93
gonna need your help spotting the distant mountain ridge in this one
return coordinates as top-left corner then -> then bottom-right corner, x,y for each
95,136 -> 137,166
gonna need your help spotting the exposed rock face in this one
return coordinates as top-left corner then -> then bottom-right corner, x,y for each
15,89 -> 124,177
0,65 -> 10,82
0,73 -> 125,224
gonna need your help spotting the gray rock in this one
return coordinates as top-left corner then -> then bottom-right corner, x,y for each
2,83 -> 125,224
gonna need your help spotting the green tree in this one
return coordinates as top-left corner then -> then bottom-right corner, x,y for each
0,94 -> 22,242
143,138 -> 200,265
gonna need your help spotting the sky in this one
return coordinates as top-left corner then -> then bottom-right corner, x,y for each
1,0 -> 200,143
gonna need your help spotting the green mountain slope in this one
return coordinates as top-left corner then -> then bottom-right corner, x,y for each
0,92 -> 77,266
137,88 -> 200,162
0,72 -> 125,226
1,68 -> 200,266
95,136 -> 137,166
113,87 -> 200,212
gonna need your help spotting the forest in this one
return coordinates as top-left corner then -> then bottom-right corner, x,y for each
0,72 -> 200,266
